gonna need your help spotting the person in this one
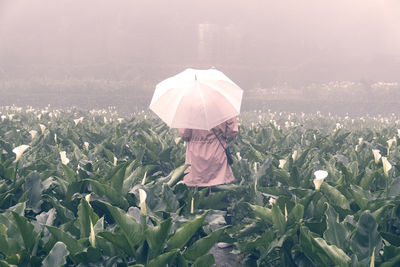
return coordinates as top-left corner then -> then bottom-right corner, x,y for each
178,117 -> 238,187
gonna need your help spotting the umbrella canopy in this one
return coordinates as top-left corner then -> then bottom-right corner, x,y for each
149,68 -> 243,130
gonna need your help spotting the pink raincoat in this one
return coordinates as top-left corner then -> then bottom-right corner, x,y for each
178,117 -> 238,187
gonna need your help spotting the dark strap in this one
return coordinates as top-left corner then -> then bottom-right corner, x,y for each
212,128 -> 226,150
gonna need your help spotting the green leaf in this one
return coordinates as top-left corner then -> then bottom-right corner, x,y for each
192,253 -> 215,267
348,184 -> 370,210
11,212 -> 37,253
271,204 -> 285,234
103,201 -> 144,253
287,203 -> 304,226
380,232 -> 400,246
350,211 -> 381,262
108,162 -> 128,192
0,224 -> 9,256
46,226 -> 84,255
42,242 -> 69,267
145,218 -> 172,258
87,179 -> 129,209
323,203 -> 349,249
272,167 -> 291,186
62,165 -> 77,183
147,249 -> 178,267
167,164 -> 190,187
166,211 -> 208,250
388,177 -> 400,197
300,226 -> 350,266
98,231 -> 134,256
184,226 -> 226,261
320,182 -> 350,210
77,197 -> 99,239
313,237 -> 351,266
22,171 -> 42,213
248,203 -> 273,224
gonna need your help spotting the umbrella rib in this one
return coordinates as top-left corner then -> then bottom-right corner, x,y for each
170,86 -> 189,128
197,81 -> 209,130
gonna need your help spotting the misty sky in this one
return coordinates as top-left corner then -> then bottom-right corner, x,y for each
0,0 -> 400,86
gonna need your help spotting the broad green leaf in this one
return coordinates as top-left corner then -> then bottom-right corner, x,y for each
103,201 -> 144,252
87,179 -> 129,209
77,197 -> 99,239
320,182 -> 350,210
167,164 -> 190,187
98,231 -> 134,256
248,203 -> 273,224
145,217 -> 172,258
380,232 -> 400,246
313,237 -> 351,266
42,242 -> 69,267
147,249 -> 178,267
108,162 -> 128,192
46,226 -> 84,255
287,203 -> 304,226
350,211 -> 381,262
11,211 -> 37,252
22,171 -> 42,213
388,177 -> 400,197
271,204 -> 285,234
62,165 -> 76,183
300,226 -> 350,266
192,253 -> 215,267
0,224 -> 9,256
349,184 -> 370,210
184,227 -> 226,261
166,211 -> 208,250
323,203 -> 349,249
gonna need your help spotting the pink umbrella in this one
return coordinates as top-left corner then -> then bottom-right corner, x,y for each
149,68 -> 243,130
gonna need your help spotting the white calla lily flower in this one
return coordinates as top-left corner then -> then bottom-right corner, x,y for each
39,124 -> 46,134
84,142 -> 89,151
191,197 -> 194,214
74,117 -> 84,125
113,157 -> 117,166
387,137 -> 396,155
313,170 -> 328,190
236,152 -> 241,161
60,151 -> 70,165
139,189 -> 147,216
29,130 -> 38,139
292,150 -> 298,162
13,145 -> 30,163
1,115 -> 6,121
89,220 -> 96,247
279,159 -> 287,169
284,204 -> 288,222
382,157 -> 392,177
372,149 -> 381,164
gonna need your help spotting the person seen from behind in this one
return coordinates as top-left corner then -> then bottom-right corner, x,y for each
178,117 -> 238,187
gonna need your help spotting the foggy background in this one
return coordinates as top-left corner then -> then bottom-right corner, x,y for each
1,0 -> 399,115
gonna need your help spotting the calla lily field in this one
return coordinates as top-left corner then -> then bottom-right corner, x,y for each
1,106 -> 400,266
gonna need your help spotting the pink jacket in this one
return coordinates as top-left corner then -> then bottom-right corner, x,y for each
178,117 -> 238,187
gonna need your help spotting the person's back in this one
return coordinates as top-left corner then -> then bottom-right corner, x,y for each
178,117 -> 238,187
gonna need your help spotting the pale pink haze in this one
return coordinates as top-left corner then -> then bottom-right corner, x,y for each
179,117 -> 238,187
